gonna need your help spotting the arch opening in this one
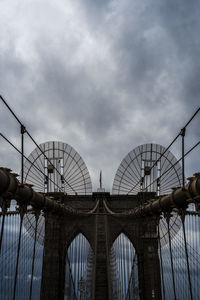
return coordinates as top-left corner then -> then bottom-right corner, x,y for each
110,233 -> 140,300
23,141 -> 93,246
65,233 -> 94,300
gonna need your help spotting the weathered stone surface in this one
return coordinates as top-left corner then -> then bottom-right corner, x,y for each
41,192 -> 161,300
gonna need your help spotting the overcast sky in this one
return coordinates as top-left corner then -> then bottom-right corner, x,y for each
0,0 -> 199,191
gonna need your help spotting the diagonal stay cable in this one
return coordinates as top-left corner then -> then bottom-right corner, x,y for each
127,108 -> 200,195
143,140 -> 200,193
0,95 -> 77,194
0,95 -> 23,125
0,132 -> 64,192
25,132 -> 77,194
148,107 -> 200,174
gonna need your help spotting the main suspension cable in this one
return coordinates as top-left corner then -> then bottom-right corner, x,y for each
0,132 -> 64,192
141,140 -> 200,193
149,107 -> 200,173
126,108 -> 199,195
0,95 -> 77,194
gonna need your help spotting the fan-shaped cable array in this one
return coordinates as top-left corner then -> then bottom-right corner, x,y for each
112,143 -> 182,246
23,141 -> 92,245
112,143 -> 182,196
24,141 -> 92,195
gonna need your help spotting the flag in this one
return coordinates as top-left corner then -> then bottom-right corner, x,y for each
100,170 -> 102,189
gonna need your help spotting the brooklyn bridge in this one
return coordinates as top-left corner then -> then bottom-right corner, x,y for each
0,96 -> 200,300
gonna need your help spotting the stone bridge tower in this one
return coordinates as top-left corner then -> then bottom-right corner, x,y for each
18,141 -> 181,300
40,192 -> 161,300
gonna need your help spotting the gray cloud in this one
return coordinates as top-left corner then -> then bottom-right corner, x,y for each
0,0 -> 199,190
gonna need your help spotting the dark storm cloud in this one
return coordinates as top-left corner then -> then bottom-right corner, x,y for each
0,0 -> 199,190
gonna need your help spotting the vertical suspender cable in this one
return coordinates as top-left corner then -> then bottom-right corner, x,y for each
181,127 -> 186,187
29,211 -> 39,300
0,201 -> 9,254
0,213 -> 5,254
180,211 -> 193,300
74,238 -> 77,294
0,213 -> 6,299
122,234 -> 125,299
21,125 -> 26,184
127,239 -> 130,295
79,235 -> 82,300
68,246 -> 71,297
7,215 -> 10,297
13,209 -> 24,300
119,235 -> 123,299
69,243 -> 72,297
166,214 -> 177,300
78,235 -> 81,298
122,235 -> 125,299
158,222 -> 166,300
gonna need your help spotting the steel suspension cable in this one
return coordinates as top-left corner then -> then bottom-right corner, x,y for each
0,214 -> 5,254
166,214 -> 177,300
0,95 -> 77,194
149,108 -> 200,174
169,214 -> 200,263
158,223 -> 166,300
25,133 -> 77,194
169,213 -> 200,295
163,213 -> 199,299
180,211 -> 193,300
12,208 -> 25,300
140,140 -> 200,194
161,214 -> 199,299
29,211 -> 39,300
126,108 -> 200,195
0,132 -> 65,192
